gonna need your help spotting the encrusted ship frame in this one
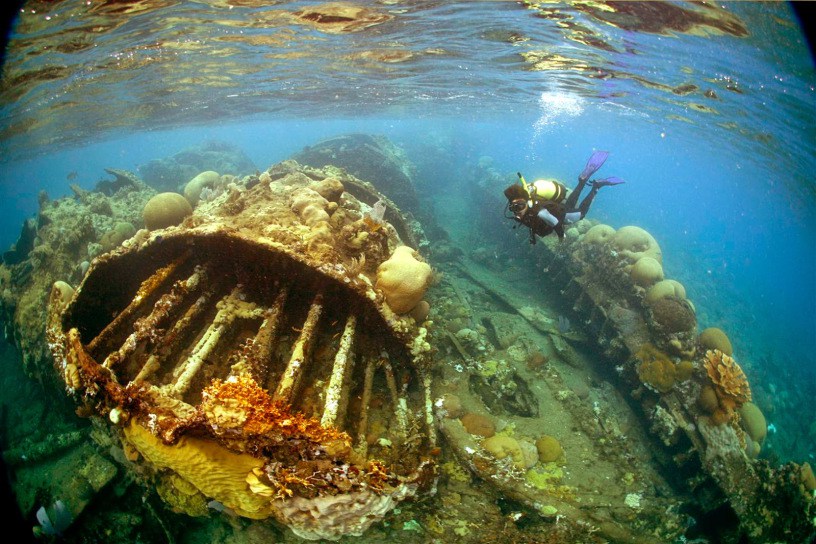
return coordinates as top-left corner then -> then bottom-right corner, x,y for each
45,163 -> 437,541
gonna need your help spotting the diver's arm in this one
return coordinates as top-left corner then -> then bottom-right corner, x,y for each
537,207 -> 560,227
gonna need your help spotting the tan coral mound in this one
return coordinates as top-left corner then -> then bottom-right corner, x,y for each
184,171 -> 221,206
645,279 -> 686,304
535,435 -> 563,463
143,192 -> 192,230
581,223 -> 615,244
704,349 -> 751,420
630,256 -> 664,287
699,327 -> 733,356
611,225 -> 662,264
738,401 -> 767,444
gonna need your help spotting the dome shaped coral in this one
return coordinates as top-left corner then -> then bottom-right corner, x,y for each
611,225 -> 662,264
703,349 -> 751,422
647,296 -> 696,334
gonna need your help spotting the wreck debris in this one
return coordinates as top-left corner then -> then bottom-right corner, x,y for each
531,222 -> 815,542
45,161 -> 437,541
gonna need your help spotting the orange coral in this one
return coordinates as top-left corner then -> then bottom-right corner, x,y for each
362,215 -> 384,233
201,376 -> 350,446
703,349 -> 751,419
266,465 -> 319,500
365,460 -> 393,494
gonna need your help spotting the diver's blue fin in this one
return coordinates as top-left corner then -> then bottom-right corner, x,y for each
579,150 -> 610,182
591,176 -> 625,188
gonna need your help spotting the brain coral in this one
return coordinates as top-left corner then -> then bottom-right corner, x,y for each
290,187 -> 330,226
699,327 -> 733,356
611,226 -> 662,264
630,256 -> 664,287
143,192 -> 193,230
460,412 -> 495,438
581,223 -> 615,244
184,171 -> 221,207
482,435 -> 526,470
704,349 -> 751,415
645,279 -> 686,305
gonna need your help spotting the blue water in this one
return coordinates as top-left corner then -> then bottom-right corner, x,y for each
0,0 -> 814,524
5,111 -> 813,386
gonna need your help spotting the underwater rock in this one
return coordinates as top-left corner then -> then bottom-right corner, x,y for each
0,173 -> 154,379
468,370 -> 539,418
138,141 -> 256,193
45,160 -> 437,541
2,217 -> 37,265
17,442 -> 117,531
291,134 -> 420,214
96,168 -> 147,196
290,134 -> 455,247
2,430 -> 86,466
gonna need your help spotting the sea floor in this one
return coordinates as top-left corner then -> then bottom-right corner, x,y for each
0,246 -> 689,543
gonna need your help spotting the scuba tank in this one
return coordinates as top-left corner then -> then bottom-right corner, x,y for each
529,178 -> 567,204
514,173 -> 568,245
517,173 -> 567,206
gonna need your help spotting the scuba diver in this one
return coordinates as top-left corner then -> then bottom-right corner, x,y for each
504,151 -> 624,244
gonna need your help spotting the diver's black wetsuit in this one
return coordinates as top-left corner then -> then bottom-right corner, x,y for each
520,176 -> 601,243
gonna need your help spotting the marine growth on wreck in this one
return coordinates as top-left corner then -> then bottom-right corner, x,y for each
43,161 -> 438,541
0,138 -> 813,544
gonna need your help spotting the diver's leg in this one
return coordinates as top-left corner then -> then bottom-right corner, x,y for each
564,151 -> 609,209
563,179 -> 588,210
573,185 -> 600,220
569,177 -> 625,220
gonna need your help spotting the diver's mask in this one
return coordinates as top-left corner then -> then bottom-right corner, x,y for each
509,199 -> 527,216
